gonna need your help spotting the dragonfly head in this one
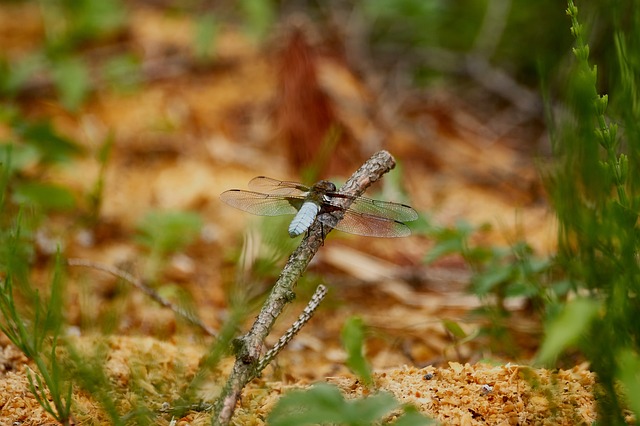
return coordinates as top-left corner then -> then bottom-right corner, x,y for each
311,180 -> 337,193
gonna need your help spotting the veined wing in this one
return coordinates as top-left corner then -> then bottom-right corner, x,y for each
317,210 -> 412,238
248,176 -> 309,196
326,193 -> 418,222
220,190 -> 303,216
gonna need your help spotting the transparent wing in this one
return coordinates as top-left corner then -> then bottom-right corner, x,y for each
317,210 -> 412,238
248,176 -> 309,196
220,190 -> 303,216
326,193 -> 418,222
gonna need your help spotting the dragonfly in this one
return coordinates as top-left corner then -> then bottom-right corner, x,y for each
220,176 -> 418,238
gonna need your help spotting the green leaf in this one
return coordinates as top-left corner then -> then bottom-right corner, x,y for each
268,384 -> 348,426
535,298 -> 600,366
423,237 -> 463,264
12,120 -> 84,164
68,0 -> 126,40
617,349 -> 640,419
423,221 -> 479,264
0,143 -> 40,176
442,319 -> 467,339
0,53 -> 45,96
44,251 -> 65,338
241,0 -> 275,41
12,182 -> 76,211
472,264 -> 512,296
392,405 -> 436,426
268,383 -> 401,426
348,392 -> 399,424
341,316 -> 374,388
51,57 -> 91,111
194,13 -> 218,61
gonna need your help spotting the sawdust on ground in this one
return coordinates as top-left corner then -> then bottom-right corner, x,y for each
0,336 -> 598,425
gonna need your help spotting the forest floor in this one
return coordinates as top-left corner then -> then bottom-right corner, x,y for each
0,3 -> 602,425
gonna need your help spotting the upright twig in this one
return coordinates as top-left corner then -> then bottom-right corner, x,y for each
212,150 -> 398,426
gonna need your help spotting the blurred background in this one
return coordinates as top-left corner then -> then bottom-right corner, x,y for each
0,0 -> 630,379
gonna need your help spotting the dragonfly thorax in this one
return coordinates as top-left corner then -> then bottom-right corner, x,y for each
285,180 -> 337,237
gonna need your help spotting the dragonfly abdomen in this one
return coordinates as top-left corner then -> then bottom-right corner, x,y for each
288,201 -> 320,237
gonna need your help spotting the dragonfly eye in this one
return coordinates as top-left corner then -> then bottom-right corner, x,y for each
313,180 -> 337,192
322,181 -> 337,192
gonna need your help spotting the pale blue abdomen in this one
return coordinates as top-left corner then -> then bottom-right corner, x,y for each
288,202 -> 320,237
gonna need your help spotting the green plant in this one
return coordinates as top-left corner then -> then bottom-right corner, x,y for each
0,148 -> 73,423
341,316 -> 374,388
267,382 -> 434,426
0,148 -> 224,423
0,114 -> 83,214
194,13 -> 219,62
63,338 -> 137,426
4,275 -> 72,425
0,53 -> 45,98
50,56 -> 91,111
239,0 -> 276,42
85,134 -> 114,225
0,227 -> 73,424
0,211 -> 243,424
359,0 -> 571,87
0,0 -> 127,110
421,218 -> 557,356
537,0 -> 640,423
267,316 -> 433,425
39,0 -> 126,50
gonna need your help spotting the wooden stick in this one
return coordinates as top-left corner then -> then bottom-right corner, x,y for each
255,284 -> 328,374
212,150 -> 398,425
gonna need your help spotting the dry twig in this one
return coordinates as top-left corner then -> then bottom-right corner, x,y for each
256,283 -> 328,373
67,258 -> 217,337
212,150 -> 398,425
